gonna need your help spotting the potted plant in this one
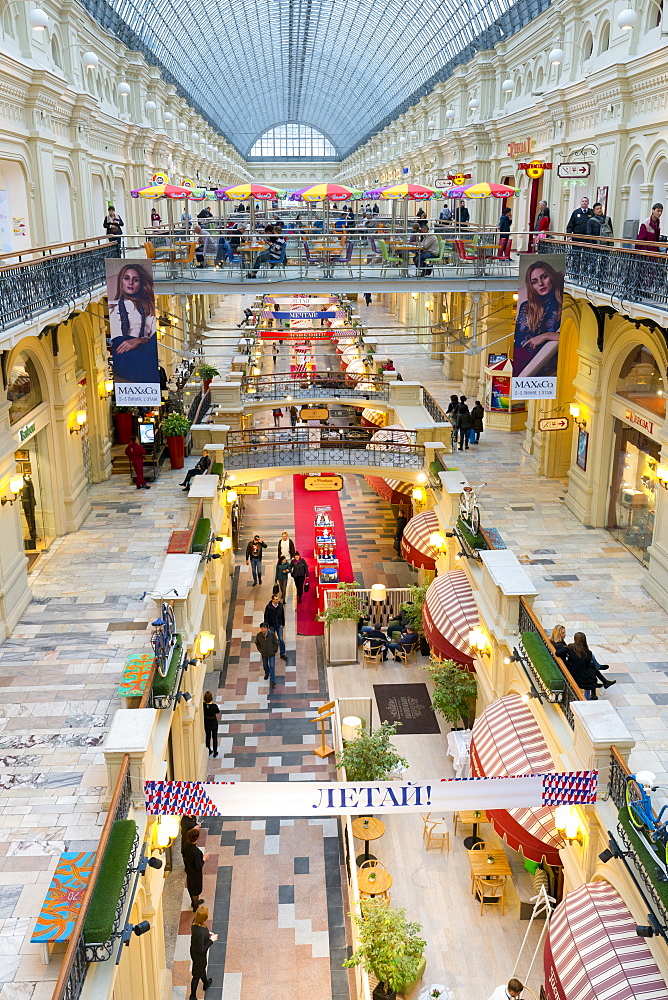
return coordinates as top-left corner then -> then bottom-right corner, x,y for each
425,656 -> 478,730
161,412 -> 190,470
318,581 -> 361,665
344,901 -> 426,1000
112,405 -> 136,445
336,720 -> 407,781
401,583 -> 431,656
197,363 -> 220,394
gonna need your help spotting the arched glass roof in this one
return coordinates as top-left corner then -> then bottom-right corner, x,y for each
79,0 -> 549,157
250,125 -> 337,159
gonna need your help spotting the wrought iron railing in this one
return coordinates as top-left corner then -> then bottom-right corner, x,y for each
224,438 -> 424,471
240,371 -> 389,402
0,239 -> 121,334
518,598 -> 585,729
52,755 -> 132,1000
421,387 -> 450,424
85,824 -> 140,962
608,746 -> 630,809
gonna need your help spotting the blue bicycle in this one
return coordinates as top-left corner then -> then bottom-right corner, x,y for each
151,602 -> 176,678
625,772 -> 668,877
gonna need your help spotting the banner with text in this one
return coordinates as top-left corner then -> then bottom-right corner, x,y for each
145,770 -> 597,817
106,259 -> 161,407
511,254 -> 565,400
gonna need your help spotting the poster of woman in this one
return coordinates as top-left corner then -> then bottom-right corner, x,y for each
106,259 -> 161,406
511,255 -> 566,400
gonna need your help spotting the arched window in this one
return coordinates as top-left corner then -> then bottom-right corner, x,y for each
599,22 -> 610,53
616,345 -> 666,418
7,353 -> 43,424
583,32 -> 593,60
51,34 -> 62,68
249,124 -> 337,159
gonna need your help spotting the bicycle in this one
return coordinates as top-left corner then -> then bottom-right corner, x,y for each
625,772 -> 668,877
150,601 -> 176,678
459,481 -> 486,536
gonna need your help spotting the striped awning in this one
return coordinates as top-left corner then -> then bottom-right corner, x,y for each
361,407 -> 386,427
401,509 -> 440,570
422,569 -> 478,666
544,881 -> 668,1000
364,477 -> 412,508
470,695 -> 563,866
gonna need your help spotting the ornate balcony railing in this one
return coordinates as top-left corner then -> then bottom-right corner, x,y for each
517,598 -> 585,729
224,426 -> 423,471
240,371 -> 389,402
421,387 -> 449,424
0,238 -> 121,334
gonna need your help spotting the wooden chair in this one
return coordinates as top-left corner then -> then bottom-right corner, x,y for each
362,643 -> 384,669
474,875 -> 506,915
360,890 -> 391,906
421,813 -> 450,851
359,859 -> 386,871
393,643 -> 419,667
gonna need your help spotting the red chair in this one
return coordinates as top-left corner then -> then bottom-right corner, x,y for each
454,239 -> 477,274
497,238 -> 512,259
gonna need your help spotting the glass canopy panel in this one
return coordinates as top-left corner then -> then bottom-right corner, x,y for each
80,0 -> 538,156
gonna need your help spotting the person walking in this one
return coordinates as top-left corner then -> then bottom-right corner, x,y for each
180,816 -> 200,860
290,552 -> 309,603
277,530 -> 295,562
487,978 -> 525,1000
272,343 -> 280,365
275,555 -> 290,601
394,512 -> 408,555
363,292 -> 372,306
455,397 -> 472,450
471,400 -> 484,443
203,691 -> 220,757
289,405 -> 298,427
264,593 -> 287,659
183,827 -> 208,911
245,534 -> 267,586
180,449 -> 211,491
189,907 -> 217,1000
255,623 -> 279,687
498,207 -> 512,256
125,436 -> 150,490
272,407 -> 283,428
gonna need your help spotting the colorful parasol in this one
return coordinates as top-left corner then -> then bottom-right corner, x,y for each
289,184 -> 362,202
364,183 -> 438,200
131,183 -> 207,200
445,182 -> 519,199
216,183 -> 286,201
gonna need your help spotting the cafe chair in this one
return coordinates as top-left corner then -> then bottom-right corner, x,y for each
302,240 -> 325,276
359,859 -> 386,871
378,239 -> 403,276
393,643 -> 419,667
360,890 -> 391,906
469,841 -> 494,851
362,643 -> 384,670
330,239 -> 355,276
473,875 -> 506,915
421,813 -> 450,851
175,240 -> 197,274
454,239 -> 478,274
143,241 -> 169,276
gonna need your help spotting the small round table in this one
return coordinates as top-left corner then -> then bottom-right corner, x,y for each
357,866 -> 392,898
351,816 -> 385,866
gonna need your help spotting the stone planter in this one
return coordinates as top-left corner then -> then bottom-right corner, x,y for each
325,618 -> 358,665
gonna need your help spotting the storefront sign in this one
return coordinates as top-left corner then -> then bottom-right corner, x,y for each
144,769 -> 598,817
557,162 -> 591,178
300,408 -> 329,421
519,161 -> 553,180
539,417 -> 569,431
234,485 -> 260,495
511,254 -> 566,400
624,409 -> 654,435
304,475 -> 343,492
259,329 -> 332,340
18,421 -> 36,443
508,138 -> 532,158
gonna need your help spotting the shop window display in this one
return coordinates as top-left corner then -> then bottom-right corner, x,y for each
14,429 -> 55,568
7,353 -> 43,424
609,423 -> 659,565
616,345 -> 666,418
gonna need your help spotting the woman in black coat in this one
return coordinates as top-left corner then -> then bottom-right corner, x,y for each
563,632 -> 615,699
290,552 -> 309,603
190,906 -> 217,1000
183,827 -> 208,910
470,401 -> 484,443
455,400 -> 472,451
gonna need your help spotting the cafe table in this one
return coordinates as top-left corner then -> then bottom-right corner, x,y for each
351,816 -> 385,865
457,809 -> 488,849
357,865 -> 392,898
467,847 -> 512,888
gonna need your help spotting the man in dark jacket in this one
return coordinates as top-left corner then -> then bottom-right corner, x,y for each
254,623 -> 279,686
264,594 -> 287,659
456,400 -> 472,451
362,629 -> 389,661
245,535 -> 267,586
290,552 -> 309,603
471,401 -> 484,444
180,449 -> 211,491
388,626 -> 420,660
566,196 -> 594,235
394,512 -> 408,555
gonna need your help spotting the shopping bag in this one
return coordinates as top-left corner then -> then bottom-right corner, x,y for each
303,580 -> 310,592
469,428 -> 476,443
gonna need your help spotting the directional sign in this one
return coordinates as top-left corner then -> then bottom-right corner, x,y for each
538,417 -> 570,432
557,162 -> 591,178
234,484 -> 260,495
305,475 -> 343,492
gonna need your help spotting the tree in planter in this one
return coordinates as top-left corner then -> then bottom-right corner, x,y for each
196,364 -> 220,394
161,412 -> 190,470
344,900 -> 425,1000
317,581 -> 360,626
336,720 -> 407,781
401,583 -> 430,655
425,656 -> 478,729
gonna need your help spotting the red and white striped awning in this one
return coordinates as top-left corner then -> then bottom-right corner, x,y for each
361,407 -> 386,427
470,695 -> 563,866
422,569 -> 479,666
544,881 -> 668,1000
364,476 -> 412,508
401,509 -> 440,570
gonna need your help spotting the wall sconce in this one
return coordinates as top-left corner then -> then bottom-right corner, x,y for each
569,403 -> 586,429
70,410 -> 87,434
193,630 -> 215,659
656,465 -> 668,490
429,531 -> 447,551
215,535 -> 233,552
370,583 -> 387,603
468,627 -> 490,656
412,486 -> 425,502
153,814 -> 181,851
100,378 -> 114,399
2,474 -> 24,506
225,489 -> 238,504
416,472 -> 427,483
175,690 -> 192,705
520,687 -> 541,703
554,805 -> 584,844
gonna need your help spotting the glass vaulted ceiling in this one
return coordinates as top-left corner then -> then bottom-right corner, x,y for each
79,0 -> 546,157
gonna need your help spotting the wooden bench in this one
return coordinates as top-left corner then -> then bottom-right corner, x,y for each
31,851 -> 95,964
117,651 -> 154,704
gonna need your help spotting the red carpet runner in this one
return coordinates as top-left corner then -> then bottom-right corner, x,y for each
292,475 -> 355,635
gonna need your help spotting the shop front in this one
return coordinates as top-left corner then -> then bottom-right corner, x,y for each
608,347 -> 666,565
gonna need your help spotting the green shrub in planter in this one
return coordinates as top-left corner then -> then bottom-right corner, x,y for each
344,901 -> 425,999
521,632 -> 564,692
425,657 -> 478,728
84,820 -> 137,944
336,720 -> 407,781
162,413 -> 190,438
152,635 -> 183,698
191,517 -> 211,553
196,364 -> 220,381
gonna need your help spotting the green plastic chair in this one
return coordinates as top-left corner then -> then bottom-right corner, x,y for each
378,239 -> 403,276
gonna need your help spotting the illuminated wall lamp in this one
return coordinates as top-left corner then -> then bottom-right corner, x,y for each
215,534 -> 233,552
225,489 -> 238,504
656,464 -> 668,490
194,630 -> 215,659
70,410 -> 87,434
429,531 -> 447,551
153,814 -> 181,851
1,474 -> 24,506
100,378 -> 114,399
569,403 -> 586,429
370,583 -> 387,603
468,627 -> 490,656
412,486 -> 425,502
554,805 -> 584,844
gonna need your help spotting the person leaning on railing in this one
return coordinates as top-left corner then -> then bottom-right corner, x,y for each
585,203 -> 614,290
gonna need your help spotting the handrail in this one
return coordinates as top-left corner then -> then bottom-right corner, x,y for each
518,597 -> 585,729
52,754 -> 131,1000
0,236 -> 115,269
